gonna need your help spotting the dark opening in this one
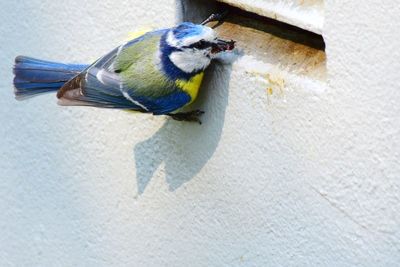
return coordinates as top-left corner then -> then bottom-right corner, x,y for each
215,2 -> 325,51
178,0 -> 326,80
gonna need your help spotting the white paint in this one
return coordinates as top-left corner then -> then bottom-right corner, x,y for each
218,0 -> 324,34
1,1 -> 400,267
238,55 -> 328,95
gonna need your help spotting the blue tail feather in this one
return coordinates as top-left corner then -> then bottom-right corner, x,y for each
13,56 -> 88,100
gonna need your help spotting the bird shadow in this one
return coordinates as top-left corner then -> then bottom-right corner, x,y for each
133,62 -> 232,194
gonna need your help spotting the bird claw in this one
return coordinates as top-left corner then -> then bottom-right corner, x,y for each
167,110 -> 205,124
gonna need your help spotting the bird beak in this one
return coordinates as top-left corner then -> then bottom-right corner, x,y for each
211,39 -> 235,54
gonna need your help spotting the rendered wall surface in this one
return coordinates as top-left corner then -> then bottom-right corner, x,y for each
1,1 -> 399,266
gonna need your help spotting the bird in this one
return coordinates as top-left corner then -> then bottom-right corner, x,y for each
13,14 -> 235,124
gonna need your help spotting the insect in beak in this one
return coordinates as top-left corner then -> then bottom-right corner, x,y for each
211,39 -> 235,54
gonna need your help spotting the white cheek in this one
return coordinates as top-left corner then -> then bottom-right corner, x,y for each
169,50 -> 211,73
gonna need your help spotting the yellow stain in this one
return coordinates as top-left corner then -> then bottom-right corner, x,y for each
246,68 -> 287,105
175,72 -> 204,104
265,73 -> 285,89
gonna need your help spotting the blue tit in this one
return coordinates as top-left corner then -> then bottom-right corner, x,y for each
13,19 -> 235,123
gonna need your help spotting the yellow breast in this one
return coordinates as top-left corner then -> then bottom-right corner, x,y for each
175,72 -> 204,105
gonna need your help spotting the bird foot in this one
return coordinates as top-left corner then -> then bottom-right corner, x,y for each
167,110 -> 205,124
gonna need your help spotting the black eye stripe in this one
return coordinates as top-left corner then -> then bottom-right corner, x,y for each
183,40 -> 213,49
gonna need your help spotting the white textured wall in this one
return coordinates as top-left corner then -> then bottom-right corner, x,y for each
1,1 -> 400,266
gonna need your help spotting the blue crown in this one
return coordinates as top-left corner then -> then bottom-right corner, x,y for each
172,22 -> 205,40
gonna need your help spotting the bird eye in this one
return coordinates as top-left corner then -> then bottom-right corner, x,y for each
192,40 -> 209,49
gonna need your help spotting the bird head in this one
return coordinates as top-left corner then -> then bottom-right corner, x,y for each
164,22 -> 235,74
